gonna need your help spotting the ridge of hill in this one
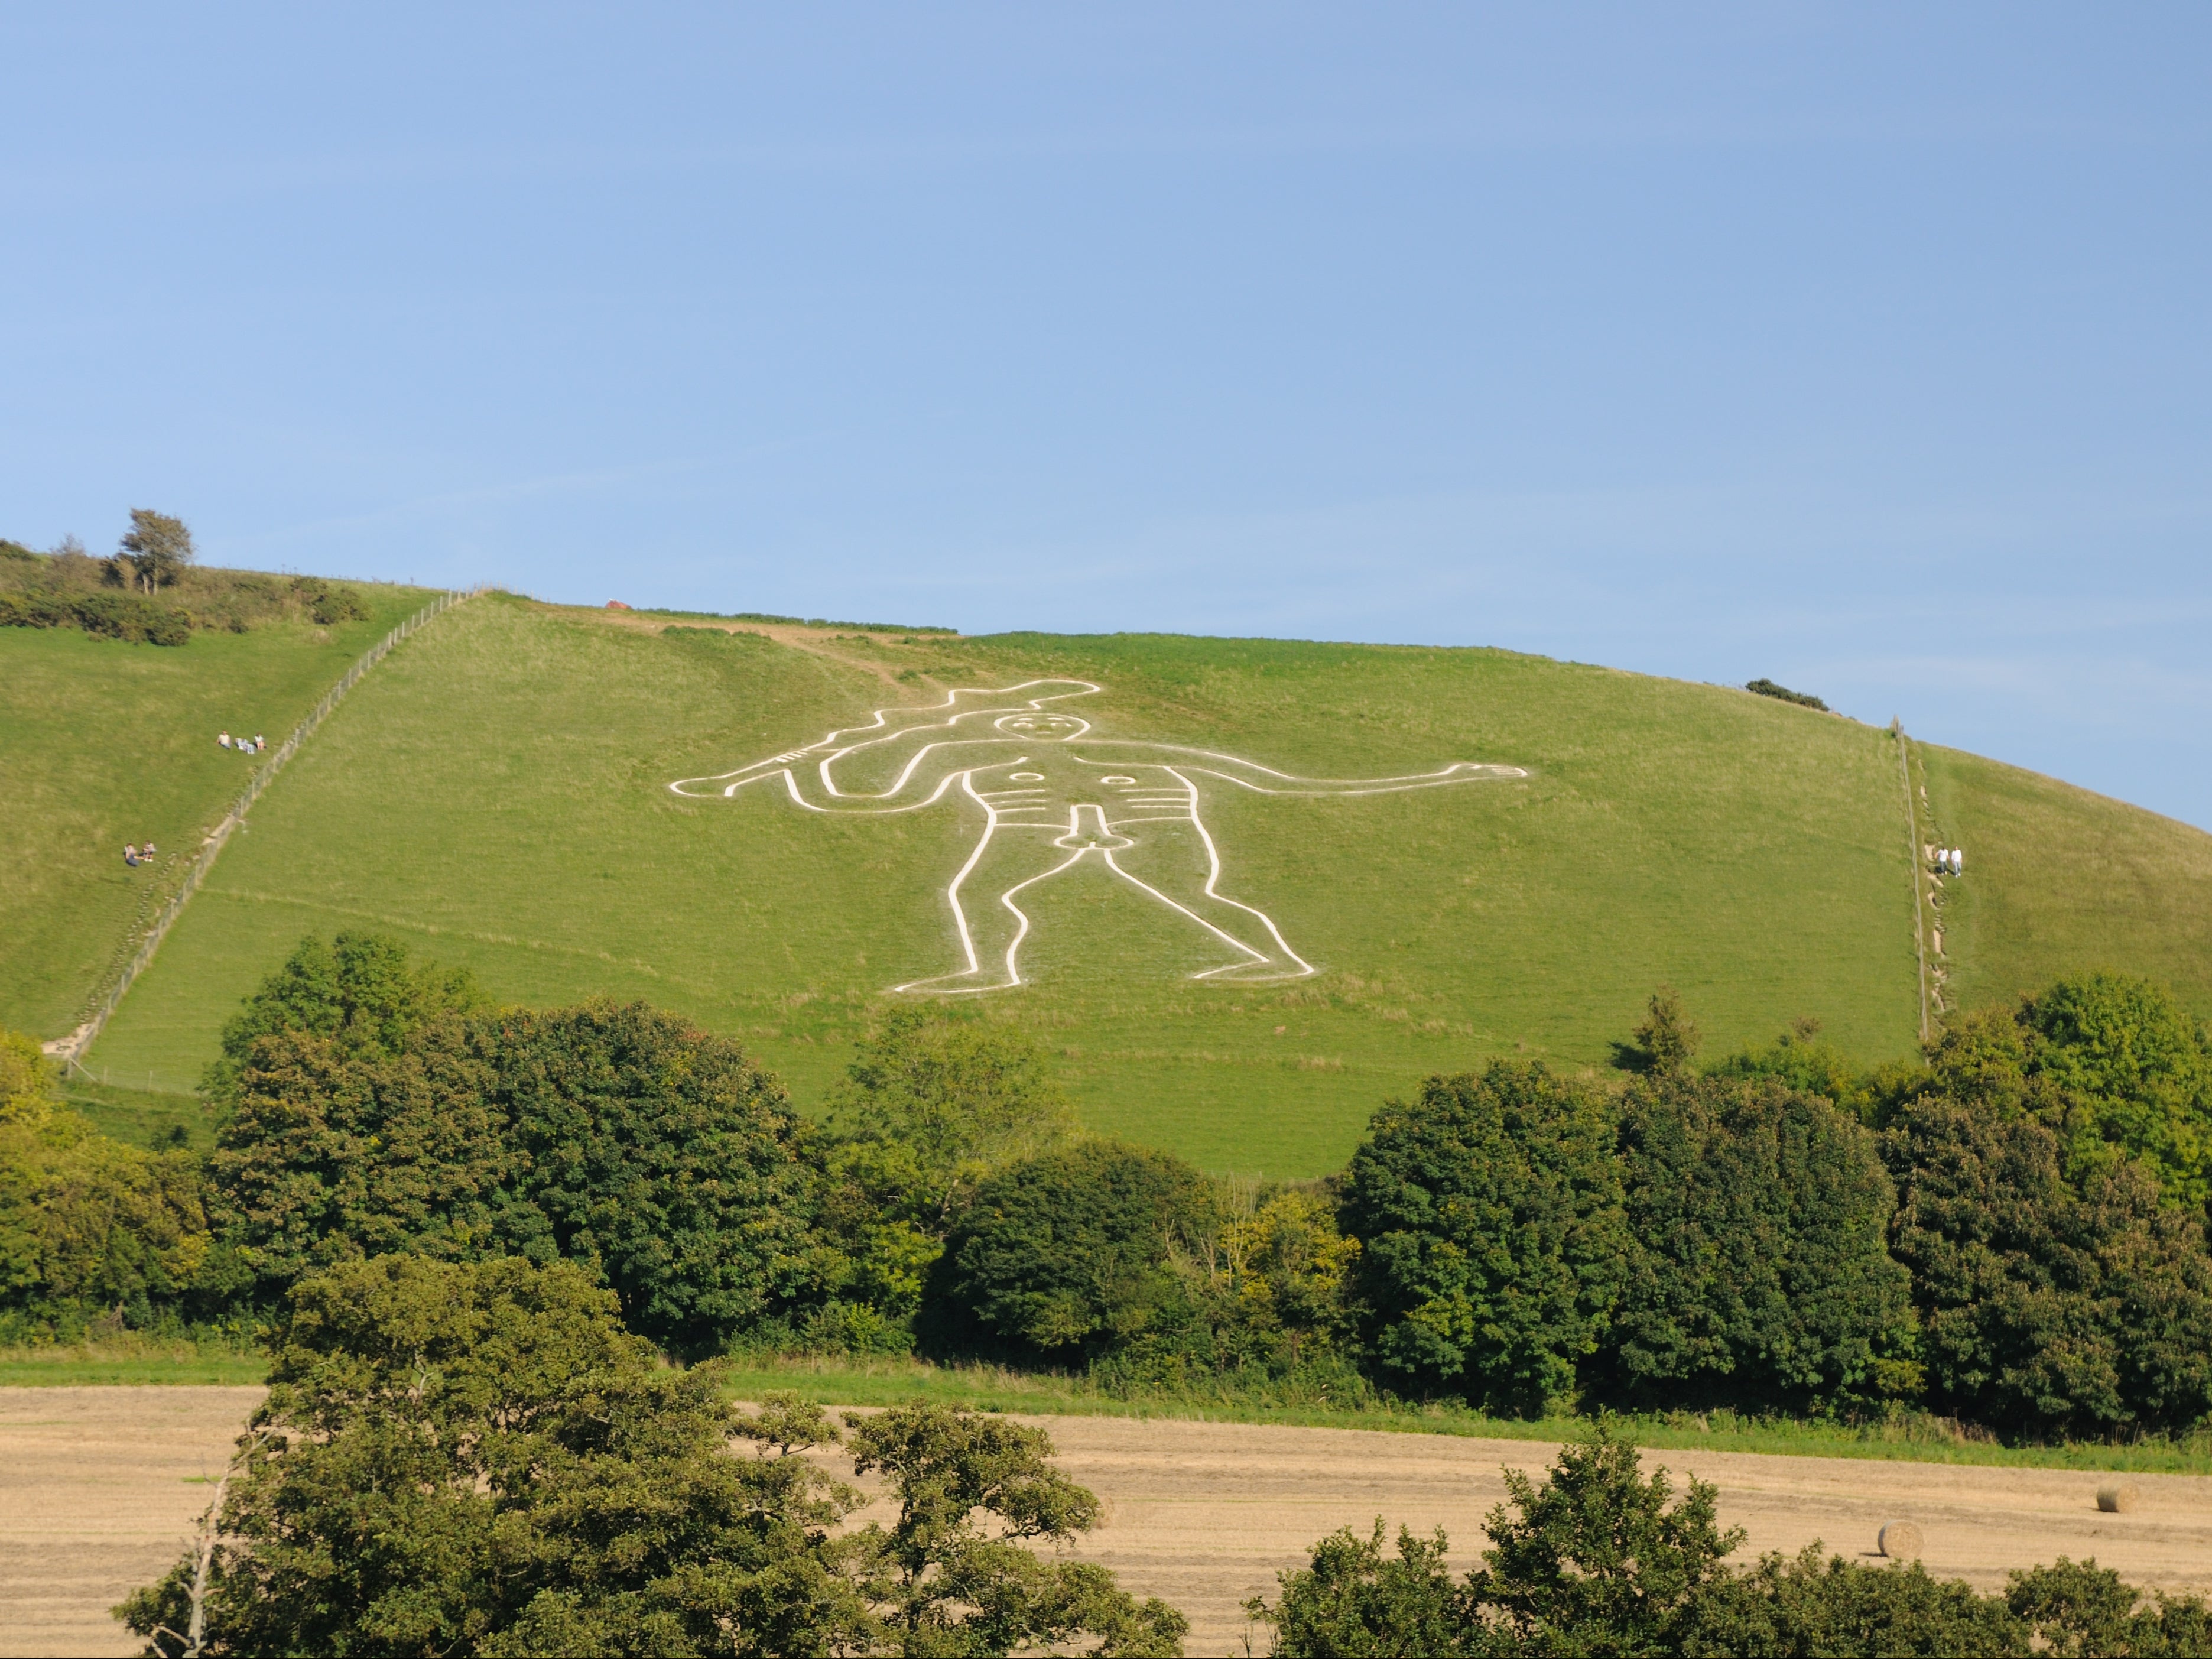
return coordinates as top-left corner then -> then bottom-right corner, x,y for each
7,589 -> 2208,1176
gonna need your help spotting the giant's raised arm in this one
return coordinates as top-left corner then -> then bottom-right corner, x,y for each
670,678 -> 1100,809
1087,742 -> 1528,796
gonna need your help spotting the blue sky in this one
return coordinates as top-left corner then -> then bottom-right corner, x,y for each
5,5 -> 2208,827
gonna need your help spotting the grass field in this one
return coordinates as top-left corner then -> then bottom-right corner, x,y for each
0,583 -> 435,1041
714,1354 -> 2212,1475
1918,741 -> 2212,1018
0,1339 -> 266,1388
9,589 -> 2207,1174
78,597 -> 1928,1173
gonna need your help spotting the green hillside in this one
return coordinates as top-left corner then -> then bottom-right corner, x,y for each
0,581 -> 434,1043
9,592 -> 2208,1177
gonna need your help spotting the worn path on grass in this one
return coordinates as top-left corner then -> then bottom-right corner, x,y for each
9,1387 -> 2212,1657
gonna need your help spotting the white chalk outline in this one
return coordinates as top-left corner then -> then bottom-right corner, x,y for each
671,679 -> 1526,994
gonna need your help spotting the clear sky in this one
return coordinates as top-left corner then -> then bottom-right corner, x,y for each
5,5 -> 2208,827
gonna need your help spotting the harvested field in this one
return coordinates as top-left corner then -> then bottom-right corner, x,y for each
7,1388 -> 2212,1657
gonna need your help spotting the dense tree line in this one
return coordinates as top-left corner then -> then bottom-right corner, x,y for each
7,934 -> 2212,1450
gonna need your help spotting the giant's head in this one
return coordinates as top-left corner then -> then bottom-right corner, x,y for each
995,712 -> 1090,741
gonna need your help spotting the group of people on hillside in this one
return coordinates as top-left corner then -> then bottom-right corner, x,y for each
219,729 -> 268,755
123,841 -> 159,866
1934,846 -> 1966,875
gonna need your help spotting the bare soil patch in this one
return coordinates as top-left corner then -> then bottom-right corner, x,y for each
8,1388 -> 2211,1657
0,1387 -> 262,1658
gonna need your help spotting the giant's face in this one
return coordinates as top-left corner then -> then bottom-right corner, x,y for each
995,712 -> 1090,741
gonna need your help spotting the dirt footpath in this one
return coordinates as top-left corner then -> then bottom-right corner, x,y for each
7,1388 -> 2212,1658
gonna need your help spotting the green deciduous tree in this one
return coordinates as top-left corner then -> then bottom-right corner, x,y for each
488,999 -> 834,1356
0,1029 -> 212,1336
116,508 -> 195,593
1343,1062 -> 1628,1415
1243,1521 -> 1461,1658
120,1257 -> 1182,1658
204,935 -> 834,1353
1604,1071 -> 1916,1414
846,1404 -> 1187,1657
931,1140 -> 1220,1362
118,1255 -> 873,1659
2016,973 -> 2212,1207
1883,1099 -> 2212,1439
826,1007 -> 1077,1229
1678,1548 -> 2026,1657
204,1015 -> 512,1304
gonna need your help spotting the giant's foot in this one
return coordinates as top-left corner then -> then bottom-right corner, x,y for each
892,967 -> 1022,995
1191,958 -> 1316,983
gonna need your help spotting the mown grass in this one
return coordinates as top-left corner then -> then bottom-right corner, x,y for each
37,593 -> 2212,1172
86,599 -> 1930,1174
1919,740 -> 2212,1020
0,1337 -> 266,1388
57,1078 -> 219,1151
0,581 -> 437,1060
718,1353 -> 2212,1476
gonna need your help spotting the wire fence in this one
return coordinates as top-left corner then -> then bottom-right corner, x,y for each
1893,718 -> 1931,1046
51,587 -> 485,1067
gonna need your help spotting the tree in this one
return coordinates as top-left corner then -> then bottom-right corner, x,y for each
826,1006 -> 1077,1227
1,1028 -> 212,1337
1244,1521 -> 1461,1658
117,508 -> 194,593
1883,1099 -> 2212,1439
814,1008 -> 1079,1339
2016,973 -> 2212,1206
121,1258 -> 1184,1657
1342,1063 -> 1628,1415
203,1014 -> 512,1304
1680,1548 -> 2026,1657
1469,1429 -> 1741,1657
202,931 -> 485,1106
1603,1072 -> 1916,1413
118,1255 -> 873,1658
845,1404 -> 1187,1656
1617,988 -> 1701,1077
488,999 -> 836,1355
1250,1429 -> 1740,1658
931,1139 -> 1220,1362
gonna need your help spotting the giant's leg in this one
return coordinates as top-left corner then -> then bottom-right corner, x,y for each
1101,816 -> 1315,981
894,824 -> 1087,994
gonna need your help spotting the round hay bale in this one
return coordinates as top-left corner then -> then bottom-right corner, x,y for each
1877,1520 -> 1924,1560
2097,1482 -> 2140,1514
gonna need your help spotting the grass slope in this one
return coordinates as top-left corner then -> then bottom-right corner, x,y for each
0,584 -> 435,1040
1918,741 -> 2212,1018
86,598 -> 1922,1171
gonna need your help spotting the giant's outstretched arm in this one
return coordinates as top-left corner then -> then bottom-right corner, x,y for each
1083,742 -> 1528,796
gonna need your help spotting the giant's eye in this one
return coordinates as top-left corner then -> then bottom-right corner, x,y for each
1099,776 -> 1136,785
1009,772 -> 1045,781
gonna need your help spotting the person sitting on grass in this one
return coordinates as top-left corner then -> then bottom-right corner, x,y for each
124,844 -> 141,866
219,730 -> 232,748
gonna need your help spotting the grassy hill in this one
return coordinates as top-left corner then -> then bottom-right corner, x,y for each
8,590 -> 2208,1177
0,580 -> 434,1043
